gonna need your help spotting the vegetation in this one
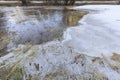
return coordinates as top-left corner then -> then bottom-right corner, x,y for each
20,0 -> 76,6
44,0 -> 76,5
20,0 -> 29,6
0,66 -> 23,80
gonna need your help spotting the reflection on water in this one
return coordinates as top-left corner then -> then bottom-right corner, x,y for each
63,9 -> 85,26
0,7 -> 86,56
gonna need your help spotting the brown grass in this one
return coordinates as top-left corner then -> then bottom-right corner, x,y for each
111,53 -> 120,62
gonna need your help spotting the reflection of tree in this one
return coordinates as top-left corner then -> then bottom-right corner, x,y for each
63,9 -> 85,26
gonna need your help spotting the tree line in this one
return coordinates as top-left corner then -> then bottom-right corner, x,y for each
20,0 -> 76,6
44,0 -> 76,5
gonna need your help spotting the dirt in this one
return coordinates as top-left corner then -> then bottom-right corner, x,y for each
111,53 -> 120,62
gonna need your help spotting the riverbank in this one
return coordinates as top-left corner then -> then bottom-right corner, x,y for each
1,5 -> 120,80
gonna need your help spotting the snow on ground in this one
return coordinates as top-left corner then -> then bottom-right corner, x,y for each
1,5 -> 120,80
64,5 -> 120,57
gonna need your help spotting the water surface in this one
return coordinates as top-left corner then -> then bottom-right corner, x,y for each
0,7 -> 86,56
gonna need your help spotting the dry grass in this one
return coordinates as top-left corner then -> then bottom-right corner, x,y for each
111,53 -> 120,62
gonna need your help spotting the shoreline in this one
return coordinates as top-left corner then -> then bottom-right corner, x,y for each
1,5 -> 120,80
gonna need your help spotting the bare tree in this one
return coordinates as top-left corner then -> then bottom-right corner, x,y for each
20,0 -> 29,6
44,0 -> 76,5
70,0 -> 75,5
65,0 -> 69,5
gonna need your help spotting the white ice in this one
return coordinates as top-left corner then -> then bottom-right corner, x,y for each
63,5 -> 120,57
